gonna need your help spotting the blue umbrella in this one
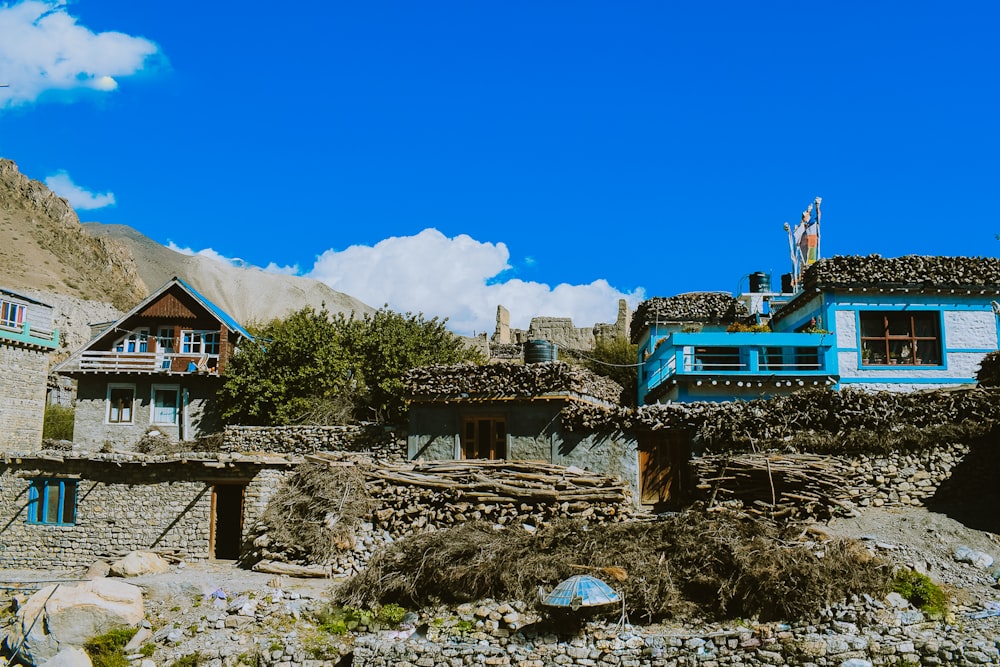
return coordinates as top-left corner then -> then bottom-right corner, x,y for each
542,575 -> 621,611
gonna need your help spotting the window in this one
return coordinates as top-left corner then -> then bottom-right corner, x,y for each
859,311 -> 941,366
151,385 -> 179,425
0,300 -> 25,329
28,479 -> 77,525
181,330 -> 220,355
462,417 -> 507,459
107,384 -> 135,424
114,328 -> 149,353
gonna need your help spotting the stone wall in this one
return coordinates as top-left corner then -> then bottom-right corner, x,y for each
0,457 -> 289,568
223,425 -> 406,462
73,375 -> 222,450
0,342 -> 50,451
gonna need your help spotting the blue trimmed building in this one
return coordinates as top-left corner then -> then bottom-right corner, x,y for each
634,256 -> 1000,404
0,288 -> 59,450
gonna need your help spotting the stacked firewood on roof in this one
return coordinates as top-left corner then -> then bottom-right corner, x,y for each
403,361 -> 624,404
563,386 -> 1000,451
629,292 -> 749,341
802,254 -> 1000,289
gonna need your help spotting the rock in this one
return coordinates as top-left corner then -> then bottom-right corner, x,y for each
953,546 -> 994,569
85,562 -> 111,580
4,579 -> 144,665
123,627 -> 152,653
39,647 -> 92,667
109,552 -> 171,577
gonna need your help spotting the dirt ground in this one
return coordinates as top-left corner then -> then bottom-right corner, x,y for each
818,505 -> 1000,612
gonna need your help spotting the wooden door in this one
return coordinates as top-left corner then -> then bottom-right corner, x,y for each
638,432 -> 688,506
461,416 -> 507,459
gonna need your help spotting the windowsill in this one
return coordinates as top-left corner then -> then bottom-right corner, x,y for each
26,521 -> 76,527
861,363 -> 945,369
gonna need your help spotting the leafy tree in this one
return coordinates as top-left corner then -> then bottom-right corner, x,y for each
219,306 -> 482,426
342,308 -> 481,422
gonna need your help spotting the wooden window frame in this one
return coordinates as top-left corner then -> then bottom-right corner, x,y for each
106,383 -> 136,424
461,416 -> 507,460
181,330 -> 221,355
859,311 -> 941,366
0,300 -> 25,329
27,478 -> 77,525
150,384 -> 180,426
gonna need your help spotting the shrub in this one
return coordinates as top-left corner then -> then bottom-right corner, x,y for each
83,627 -> 137,667
891,569 -> 948,618
42,404 -> 74,441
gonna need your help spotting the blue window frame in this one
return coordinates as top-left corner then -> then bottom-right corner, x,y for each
27,479 -> 77,525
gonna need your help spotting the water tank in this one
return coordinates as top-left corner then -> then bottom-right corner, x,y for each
524,339 -> 558,363
781,273 -> 795,293
749,271 -> 771,293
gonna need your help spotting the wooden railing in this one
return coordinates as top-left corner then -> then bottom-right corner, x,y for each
77,351 -> 220,374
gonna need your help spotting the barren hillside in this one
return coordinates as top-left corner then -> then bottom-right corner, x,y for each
0,158 -> 375,357
84,222 -> 375,326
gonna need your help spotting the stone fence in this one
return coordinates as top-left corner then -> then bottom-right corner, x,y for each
222,425 -> 406,462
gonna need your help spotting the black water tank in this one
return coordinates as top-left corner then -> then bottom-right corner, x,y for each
524,339 -> 557,363
781,273 -> 795,293
749,271 -> 771,293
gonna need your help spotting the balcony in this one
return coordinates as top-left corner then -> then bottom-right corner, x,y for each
642,332 -> 836,401
0,322 -> 59,349
76,351 -> 221,375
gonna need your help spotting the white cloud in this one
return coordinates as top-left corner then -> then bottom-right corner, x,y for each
307,228 -> 643,336
0,1 -> 159,109
44,171 -> 115,210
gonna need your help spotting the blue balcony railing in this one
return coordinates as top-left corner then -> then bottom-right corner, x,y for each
641,331 -> 836,401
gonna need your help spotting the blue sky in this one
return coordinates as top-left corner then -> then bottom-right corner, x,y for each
1,1 -> 998,336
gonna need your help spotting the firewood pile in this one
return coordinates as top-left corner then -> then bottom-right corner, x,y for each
249,456 -> 633,573
802,254 -> 1000,290
691,452 -> 856,522
403,361 -> 623,404
629,293 -> 749,341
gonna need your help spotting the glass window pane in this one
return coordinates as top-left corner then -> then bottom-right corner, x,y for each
859,314 -> 885,338
886,313 -> 910,336
44,483 -> 61,523
913,314 -> 937,337
62,482 -> 76,523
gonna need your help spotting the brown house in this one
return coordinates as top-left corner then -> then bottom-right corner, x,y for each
54,277 -> 252,449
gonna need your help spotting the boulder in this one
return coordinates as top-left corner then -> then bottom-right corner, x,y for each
109,552 -> 170,577
39,647 -> 92,667
4,578 -> 143,665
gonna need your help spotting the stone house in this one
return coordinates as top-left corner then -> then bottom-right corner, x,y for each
0,288 -> 59,450
54,277 -> 251,449
635,256 -> 1000,404
0,450 -> 295,568
403,361 -> 649,505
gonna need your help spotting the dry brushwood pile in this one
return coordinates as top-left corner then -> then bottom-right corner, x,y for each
335,512 -> 891,624
801,254 -> 1000,290
563,385 -> 1000,452
629,293 -> 749,341
692,453 -> 856,522
251,457 -> 632,568
403,361 -> 623,404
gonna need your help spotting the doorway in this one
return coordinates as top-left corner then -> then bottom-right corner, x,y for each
637,432 -> 689,507
211,484 -> 246,560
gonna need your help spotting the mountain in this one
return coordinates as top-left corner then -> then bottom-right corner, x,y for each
0,158 -> 374,357
84,222 -> 374,326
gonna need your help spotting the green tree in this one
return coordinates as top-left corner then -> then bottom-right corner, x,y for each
219,306 -> 482,426
218,307 -> 359,426
342,308 -> 482,422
